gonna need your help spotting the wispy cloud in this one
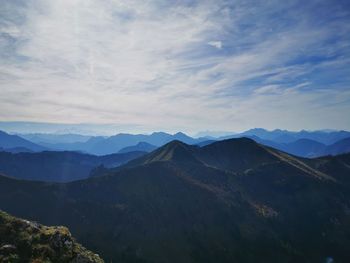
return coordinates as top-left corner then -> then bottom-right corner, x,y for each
0,0 -> 349,133
208,41 -> 222,49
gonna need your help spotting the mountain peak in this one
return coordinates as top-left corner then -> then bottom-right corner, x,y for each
173,132 -> 187,136
124,140 -> 200,166
136,141 -> 153,146
150,140 -> 198,163
150,131 -> 170,136
164,139 -> 187,147
246,128 -> 267,133
124,137 -> 269,171
204,137 -> 259,148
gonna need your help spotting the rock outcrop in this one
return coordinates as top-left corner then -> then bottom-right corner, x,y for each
0,210 -> 104,263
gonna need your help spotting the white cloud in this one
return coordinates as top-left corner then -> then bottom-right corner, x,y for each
208,41 -> 222,49
254,85 -> 281,95
0,0 -> 349,133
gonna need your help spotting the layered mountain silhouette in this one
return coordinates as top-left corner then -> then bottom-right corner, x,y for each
0,138 -> 349,262
323,137 -> 350,156
245,135 -> 350,157
16,128 -> 350,157
0,150 -> 145,182
29,132 -> 206,155
118,142 -> 157,153
19,133 -> 92,144
0,146 -> 34,153
223,128 -> 350,144
0,130 -> 47,152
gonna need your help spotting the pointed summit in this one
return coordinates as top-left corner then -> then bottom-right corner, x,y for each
125,140 -> 201,166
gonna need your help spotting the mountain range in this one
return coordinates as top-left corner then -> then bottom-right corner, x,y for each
19,133 -> 92,144
19,132 -> 206,155
2,129 -> 350,157
0,130 -> 47,152
222,128 -> 350,144
1,138 -> 349,262
245,136 -> 350,157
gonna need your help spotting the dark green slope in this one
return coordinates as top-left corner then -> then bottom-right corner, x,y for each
0,138 -> 350,263
310,153 -> 350,186
197,138 -> 281,172
0,150 -> 145,182
0,167 -> 263,263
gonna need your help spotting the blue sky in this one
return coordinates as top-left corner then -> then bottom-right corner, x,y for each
0,0 -> 350,134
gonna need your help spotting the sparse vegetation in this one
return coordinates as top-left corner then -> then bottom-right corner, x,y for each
0,210 -> 104,263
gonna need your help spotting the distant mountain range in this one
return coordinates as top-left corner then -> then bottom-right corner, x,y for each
1,128 -> 350,157
223,128 -> 350,144
0,146 -> 34,153
19,133 -> 92,144
1,138 -> 349,262
118,142 -> 157,153
0,130 -> 47,152
244,136 -> 350,157
18,131 -> 207,155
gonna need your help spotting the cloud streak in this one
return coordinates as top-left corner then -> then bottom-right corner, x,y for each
0,0 -> 349,133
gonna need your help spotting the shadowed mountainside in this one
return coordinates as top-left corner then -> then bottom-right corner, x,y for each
0,150 -> 145,182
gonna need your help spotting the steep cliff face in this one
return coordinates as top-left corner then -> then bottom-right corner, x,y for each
0,210 -> 104,263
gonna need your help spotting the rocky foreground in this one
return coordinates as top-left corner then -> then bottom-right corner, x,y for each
0,210 -> 104,263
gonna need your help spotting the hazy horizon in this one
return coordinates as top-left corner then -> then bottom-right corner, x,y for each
0,121 -> 348,137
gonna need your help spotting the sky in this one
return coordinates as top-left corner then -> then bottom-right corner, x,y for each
0,0 -> 350,135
